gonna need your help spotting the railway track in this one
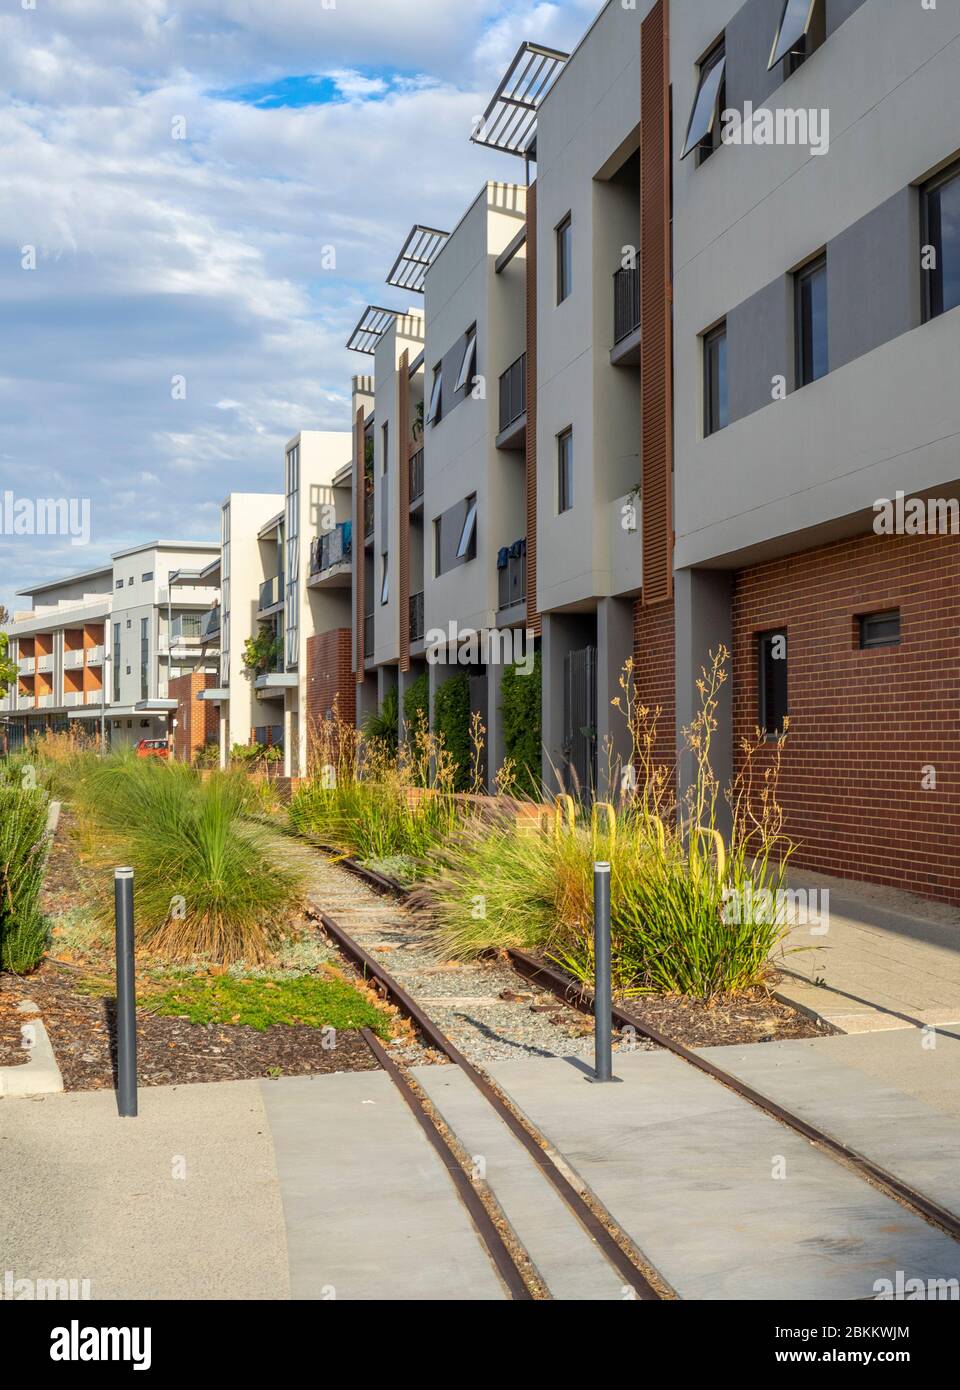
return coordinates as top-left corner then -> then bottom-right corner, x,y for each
316,851 -> 960,1274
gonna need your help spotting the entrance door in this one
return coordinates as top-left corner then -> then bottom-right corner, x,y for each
563,645 -> 597,797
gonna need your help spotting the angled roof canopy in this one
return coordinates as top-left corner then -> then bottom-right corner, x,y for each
346,305 -> 397,355
386,225 -> 449,293
471,41 -> 569,158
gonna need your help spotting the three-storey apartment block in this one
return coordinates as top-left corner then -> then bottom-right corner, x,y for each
1,541 -> 220,751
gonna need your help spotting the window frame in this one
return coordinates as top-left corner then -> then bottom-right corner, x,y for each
380,552 -> 389,606
757,628 -> 788,738
456,495 -> 478,562
426,364 -> 443,426
681,38 -> 726,163
921,159 -> 960,323
381,420 -> 388,476
557,427 -> 574,514
454,326 -> 478,394
556,214 -> 573,304
769,0 -> 825,74
858,610 -> 901,650
703,321 -> 728,436
794,253 -> 828,388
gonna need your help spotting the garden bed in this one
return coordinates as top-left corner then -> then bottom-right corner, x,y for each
0,990 -> 30,1068
614,979 -> 827,1047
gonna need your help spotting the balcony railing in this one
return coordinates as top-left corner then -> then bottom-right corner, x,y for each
63,690 -> 84,707
18,657 -> 35,675
497,538 -> 527,611
364,613 -> 374,655
499,353 -> 526,433
37,655 -> 53,673
613,265 -> 641,345
409,448 -> 424,504
171,615 -> 203,641
37,694 -> 54,709
63,650 -> 84,670
86,689 -> 104,706
201,607 -> 221,641
409,591 -> 424,643
259,574 -> 281,611
86,645 -> 104,666
364,488 -> 375,538
310,521 -> 353,576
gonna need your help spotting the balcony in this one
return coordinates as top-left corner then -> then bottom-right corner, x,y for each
258,574 -> 282,613
409,590 -> 424,644
309,522 -> 352,587
63,690 -> 84,707
612,265 -> 641,365
86,645 -> 104,666
63,650 -> 84,670
497,539 -> 527,613
364,488 -> 375,540
36,654 -> 53,673
201,607 -> 221,641
497,354 -> 526,450
85,689 -> 104,706
37,694 -> 54,709
18,657 -> 35,675
409,448 -> 424,505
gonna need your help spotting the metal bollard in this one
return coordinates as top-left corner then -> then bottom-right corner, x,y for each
592,861 -> 615,1083
114,867 -> 138,1117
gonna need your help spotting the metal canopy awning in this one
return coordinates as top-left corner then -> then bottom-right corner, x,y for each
386,225 -> 449,293
471,42 -> 569,158
346,305 -> 397,355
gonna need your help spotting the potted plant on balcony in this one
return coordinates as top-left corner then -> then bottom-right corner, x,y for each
241,625 -> 283,679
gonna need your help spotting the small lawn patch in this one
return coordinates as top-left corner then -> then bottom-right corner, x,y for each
138,972 -> 390,1035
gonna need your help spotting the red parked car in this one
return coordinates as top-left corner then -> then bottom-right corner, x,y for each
135,738 -> 169,760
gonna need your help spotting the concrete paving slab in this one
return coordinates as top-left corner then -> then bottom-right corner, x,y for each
413,1063 -> 626,1300
486,1051 -> 960,1300
776,870 -> 960,1031
259,1071 -> 507,1301
0,1080 -> 289,1299
700,1028 -> 960,1217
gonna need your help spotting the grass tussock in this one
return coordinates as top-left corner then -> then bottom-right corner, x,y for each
73,754 -> 304,964
0,782 -> 51,973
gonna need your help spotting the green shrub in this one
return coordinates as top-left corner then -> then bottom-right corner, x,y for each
363,686 -> 399,754
500,650 -> 542,796
402,671 -> 429,736
0,784 -> 50,973
433,673 -> 471,789
76,757 -> 303,963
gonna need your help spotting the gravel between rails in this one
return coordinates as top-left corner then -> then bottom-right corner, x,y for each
302,852 -> 637,1067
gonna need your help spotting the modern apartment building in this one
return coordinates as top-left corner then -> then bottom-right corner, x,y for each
0,541 -> 220,751
200,431 -> 353,776
670,0 -> 960,904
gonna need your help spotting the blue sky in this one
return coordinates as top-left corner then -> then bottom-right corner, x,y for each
0,0 -> 598,618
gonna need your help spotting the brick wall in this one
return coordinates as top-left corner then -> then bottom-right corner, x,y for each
732,531 -> 960,904
306,628 -> 355,763
169,672 -> 219,762
633,598 -> 676,779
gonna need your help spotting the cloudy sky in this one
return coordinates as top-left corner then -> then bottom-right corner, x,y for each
0,0 -> 597,618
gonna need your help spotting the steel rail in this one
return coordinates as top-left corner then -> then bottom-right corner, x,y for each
319,910 -> 664,1299
321,850 -> 960,1248
359,1027 -> 532,1300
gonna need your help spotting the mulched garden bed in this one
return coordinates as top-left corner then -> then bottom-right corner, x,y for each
0,990 -> 31,1068
0,965 -> 381,1091
610,981 -> 831,1049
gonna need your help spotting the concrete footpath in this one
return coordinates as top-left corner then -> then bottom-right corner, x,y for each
774,870 -> 960,1031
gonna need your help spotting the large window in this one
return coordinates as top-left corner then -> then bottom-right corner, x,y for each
681,38 -> 726,163
454,326 -> 477,393
558,428 -> 573,513
921,160 -> 960,322
768,0 -> 825,74
758,630 -> 788,737
703,323 -> 728,435
556,215 -> 572,304
456,495 -> 478,561
795,255 -> 828,387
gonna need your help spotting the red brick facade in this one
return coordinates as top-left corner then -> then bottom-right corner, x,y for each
306,627 -> 355,747
169,672 -> 219,762
732,531 -> 960,905
633,598 -> 676,778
